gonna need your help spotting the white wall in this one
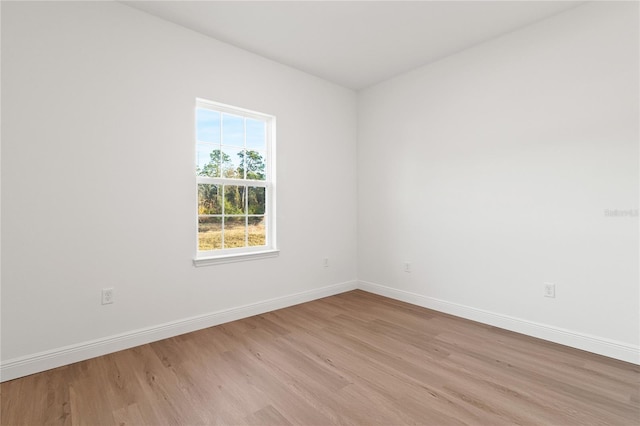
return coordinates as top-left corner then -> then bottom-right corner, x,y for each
358,2 -> 639,360
1,1 -> 357,377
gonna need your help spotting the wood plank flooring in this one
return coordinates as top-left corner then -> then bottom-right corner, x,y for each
1,290 -> 639,425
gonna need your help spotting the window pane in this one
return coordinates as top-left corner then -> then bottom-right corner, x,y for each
196,108 -> 220,143
248,187 -> 266,214
224,185 -> 246,215
243,150 -> 266,181
198,184 -> 222,214
196,145 -> 221,177
222,146 -> 243,178
248,217 -> 266,247
198,217 -> 222,251
223,216 -> 246,248
246,119 -> 266,150
222,113 -> 244,147
195,100 -> 274,257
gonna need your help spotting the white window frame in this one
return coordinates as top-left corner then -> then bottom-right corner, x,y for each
193,98 -> 278,267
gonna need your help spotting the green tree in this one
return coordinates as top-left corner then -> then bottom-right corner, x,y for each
197,149 -> 231,178
224,185 -> 244,215
198,184 -> 221,214
238,150 -> 266,180
248,187 -> 265,215
198,149 -> 266,218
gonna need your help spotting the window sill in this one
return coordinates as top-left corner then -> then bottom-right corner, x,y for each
193,249 -> 280,267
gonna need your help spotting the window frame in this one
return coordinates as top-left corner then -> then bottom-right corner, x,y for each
193,98 -> 278,267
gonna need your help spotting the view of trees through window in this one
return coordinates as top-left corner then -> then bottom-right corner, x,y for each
196,104 -> 270,252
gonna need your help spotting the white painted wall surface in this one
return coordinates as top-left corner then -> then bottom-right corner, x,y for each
1,1 -> 357,371
358,2 -> 639,354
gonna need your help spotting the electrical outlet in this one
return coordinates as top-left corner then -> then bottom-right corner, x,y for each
404,262 -> 411,273
544,283 -> 555,298
323,258 -> 329,268
102,287 -> 114,305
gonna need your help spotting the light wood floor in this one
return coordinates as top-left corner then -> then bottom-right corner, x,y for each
1,290 -> 639,425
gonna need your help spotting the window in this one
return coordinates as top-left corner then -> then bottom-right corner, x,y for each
194,99 -> 277,266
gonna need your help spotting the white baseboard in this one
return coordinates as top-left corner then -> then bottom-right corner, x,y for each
358,280 -> 640,365
3,278 -> 637,382
0,280 -> 358,382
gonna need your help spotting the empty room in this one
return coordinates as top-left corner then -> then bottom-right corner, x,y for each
1,1 -> 638,424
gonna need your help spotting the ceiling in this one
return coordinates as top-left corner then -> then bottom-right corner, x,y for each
122,1 -> 585,90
